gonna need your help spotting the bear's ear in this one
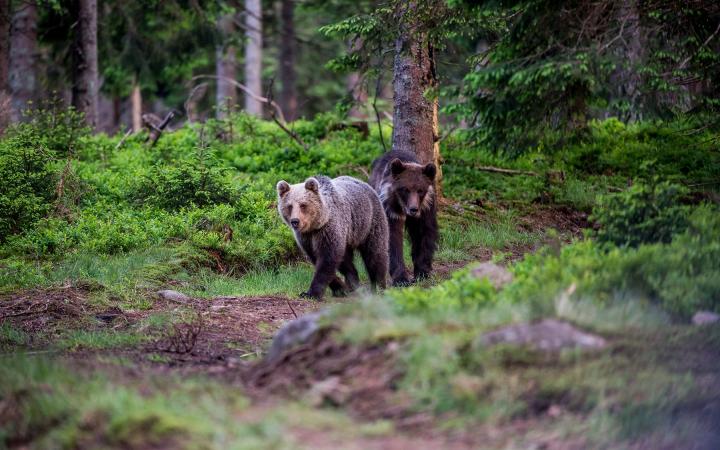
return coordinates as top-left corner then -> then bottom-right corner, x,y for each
304,177 -> 319,193
390,158 -> 405,176
277,180 -> 291,197
423,163 -> 436,181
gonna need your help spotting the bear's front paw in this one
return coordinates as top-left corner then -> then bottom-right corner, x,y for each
413,271 -> 431,282
392,277 -> 412,287
331,288 -> 347,297
300,291 -> 322,300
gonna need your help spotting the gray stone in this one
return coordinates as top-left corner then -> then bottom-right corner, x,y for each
266,312 -> 325,361
471,262 -> 513,289
478,318 -> 606,352
156,289 -> 191,303
692,311 -> 720,326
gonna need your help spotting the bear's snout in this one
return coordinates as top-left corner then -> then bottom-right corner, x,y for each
290,218 -> 300,229
408,206 -> 419,215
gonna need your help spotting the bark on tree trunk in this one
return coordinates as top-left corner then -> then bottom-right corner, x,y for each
390,7 -> 438,169
0,0 -> 10,132
346,39 -> 367,120
131,80 -> 142,132
71,0 -> 99,129
244,0 -> 263,117
279,0 -> 297,121
215,13 -> 237,120
9,0 -> 38,123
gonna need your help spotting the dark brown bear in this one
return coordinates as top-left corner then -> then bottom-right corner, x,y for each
369,150 -> 438,286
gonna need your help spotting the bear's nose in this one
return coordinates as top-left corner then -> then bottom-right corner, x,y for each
409,207 -> 419,215
290,219 -> 300,228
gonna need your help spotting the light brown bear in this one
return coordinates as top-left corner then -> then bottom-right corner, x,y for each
277,175 -> 389,299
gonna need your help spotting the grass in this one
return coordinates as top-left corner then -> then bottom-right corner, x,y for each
437,212 -> 541,262
0,321 -> 29,350
0,354 -> 399,449
57,329 -> 147,351
186,264 -> 314,298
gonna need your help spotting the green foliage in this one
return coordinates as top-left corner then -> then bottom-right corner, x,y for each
506,205 -> 720,319
0,102 -> 92,242
0,355 -> 295,449
390,266 -> 497,313
134,144 -> 238,211
0,130 -> 57,240
592,181 -> 691,247
457,1 -> 720,151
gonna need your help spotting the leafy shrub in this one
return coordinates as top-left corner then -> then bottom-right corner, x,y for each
0,128 -> 58,241
592,181 -> 690,247
390,266 -> 497,313
561,118 -> 720,182
505,205 -> 720,319
134,146 -> 238,210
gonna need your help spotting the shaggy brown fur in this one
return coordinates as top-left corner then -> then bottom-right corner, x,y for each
277,175 -> 389,299
369,151 -> 439,286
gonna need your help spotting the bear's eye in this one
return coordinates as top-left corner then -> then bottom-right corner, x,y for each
286,205 -> 293,212
299,203 -> 307,210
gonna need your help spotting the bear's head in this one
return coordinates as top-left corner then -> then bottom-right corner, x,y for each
276,177 -> 329,233
387,158 -> 436,218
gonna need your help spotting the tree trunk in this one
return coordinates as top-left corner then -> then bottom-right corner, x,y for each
346,39 -> 367,120
9,0 -> 38,122
390,6 -> 438,169
131,80 -> 142,132
215,13 -> 237,120
244,0 -> 263,117
279,0 -> 297,121
0,0 -> 10,132
71,0 -> 99,129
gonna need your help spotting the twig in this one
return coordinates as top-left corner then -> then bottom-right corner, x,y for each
677,21 -> 720,71
439,109 -> 480,143
373,72 -> 387,152
266,78 -> 309,150
115,127 -> 132,150
285,298 -> 298,319
190,74 -> 286,123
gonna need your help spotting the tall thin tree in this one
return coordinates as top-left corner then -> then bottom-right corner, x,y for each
72,0 -> 99,128
0,0 -> 10,131
216,12 -> 237,119
8,0 -> 38,122
279,0 -> 297,121
390,3 -> 439,169
244,0 -> 263,116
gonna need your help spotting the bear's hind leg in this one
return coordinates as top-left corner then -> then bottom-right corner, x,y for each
329,275 -> 348,297
360,241 -> 388,291
388,218 -> 411,286
338,248 -> 360,293
406,208 -> 438,281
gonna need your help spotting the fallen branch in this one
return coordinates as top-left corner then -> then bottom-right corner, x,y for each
266,78 -> 309,150
474,165 -> 539,176
114,127 -> 133,150
190,74 -> 286,123
143,111 -> 176,147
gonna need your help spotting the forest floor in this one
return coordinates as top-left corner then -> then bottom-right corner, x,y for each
2,203 -> 719,449
0,205 -> 591,448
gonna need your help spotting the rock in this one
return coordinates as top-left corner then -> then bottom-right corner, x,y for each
471,262 -> 513,289
692,311 -> 720,326
156,289 -> 191,303
266,312 -> 325,361
306,376 -> 349,407
478,318 -> 606,352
